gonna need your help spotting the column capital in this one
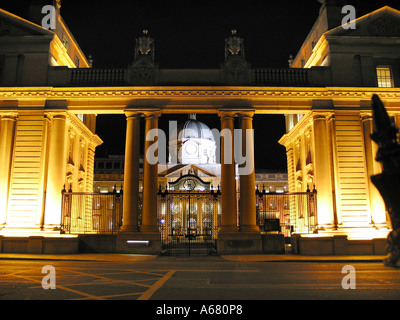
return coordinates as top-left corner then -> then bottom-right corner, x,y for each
124,109 -> 143,119
235,110 -> 255,118
143,109 -> 162,119
360,113 -> 373,122
218,109 -> 236,119
312,112 -> 331,121
218,109 -> 255,119
0,112 -> 18,120
45,111 -> 67,121
124,108 -> 162,119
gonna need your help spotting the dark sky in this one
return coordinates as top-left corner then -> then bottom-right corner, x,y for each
2,0 -> 399,171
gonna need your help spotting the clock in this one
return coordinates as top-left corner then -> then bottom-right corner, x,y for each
183,179 -> 196,191
185,142 -> 197,155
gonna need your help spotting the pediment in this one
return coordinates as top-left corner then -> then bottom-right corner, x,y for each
326,6 -> 400,38
159,164 -> 218,178
0,8 -> 53,37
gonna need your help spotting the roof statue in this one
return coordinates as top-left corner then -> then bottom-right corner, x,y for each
135,29 -> 155,60
225,29 -> 245,60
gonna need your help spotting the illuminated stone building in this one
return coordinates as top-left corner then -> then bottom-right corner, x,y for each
0,1 -> 399,254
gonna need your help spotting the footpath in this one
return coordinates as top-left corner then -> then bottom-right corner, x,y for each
0,253 -> 386,262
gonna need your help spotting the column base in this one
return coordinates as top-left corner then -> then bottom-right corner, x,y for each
218,225 -> 238,233
116,232 -> 161,254
217,231 -> 262,255
140,225 -> 160,233
240,225 -> 260,233
119,225 -> 140,233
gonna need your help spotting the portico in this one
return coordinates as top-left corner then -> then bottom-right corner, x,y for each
1,2 -> 400,255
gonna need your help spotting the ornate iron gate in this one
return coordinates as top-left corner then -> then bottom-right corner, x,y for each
158,188 -> 221,255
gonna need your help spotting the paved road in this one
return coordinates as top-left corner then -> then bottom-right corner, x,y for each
0,255 -> 398,303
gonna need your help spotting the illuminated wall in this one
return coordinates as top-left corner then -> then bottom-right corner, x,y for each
0,109 -> 101,235
279,106 -> 392,238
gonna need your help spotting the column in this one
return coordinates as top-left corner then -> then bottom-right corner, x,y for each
44,113 -> 67,227
312,113 -> 335,227
141,111 -> 160,233
362,114 -> 387,226
218,110 -> 237,233
120,111 -> 141,232
238,112 -> 258,233
0,114 -> 17,225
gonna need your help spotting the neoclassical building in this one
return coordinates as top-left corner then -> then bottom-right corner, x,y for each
0,1 -> 399,254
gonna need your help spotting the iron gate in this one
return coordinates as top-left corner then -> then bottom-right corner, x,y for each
158,189 -> 221,255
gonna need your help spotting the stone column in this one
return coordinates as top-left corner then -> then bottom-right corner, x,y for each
362,114 -> 387,226
0,114 -> 17,226
44,113 -> 67,227
141,111 -> 161,233
312,113 -> 335,227
237,112 -> 258,233
218,110 -> 238,233
120,111 -> 141,233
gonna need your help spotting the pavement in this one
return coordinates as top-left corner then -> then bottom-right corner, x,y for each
0,253 -> 387,262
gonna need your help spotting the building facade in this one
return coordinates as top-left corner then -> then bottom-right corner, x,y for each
0,0 -> 399,254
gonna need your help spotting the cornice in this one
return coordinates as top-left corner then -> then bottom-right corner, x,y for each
1,87 -> 400,114
1,86 -> 399,98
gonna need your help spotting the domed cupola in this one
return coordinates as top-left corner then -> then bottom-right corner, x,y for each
169,114 -> 217,165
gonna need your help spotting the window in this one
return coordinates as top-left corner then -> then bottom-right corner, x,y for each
62,36 -> 69,50
377,66 -> 393,88
74,56 -> 80,68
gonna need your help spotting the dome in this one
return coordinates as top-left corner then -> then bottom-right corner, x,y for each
173,114 -> 215,142
169,114 -> 217,165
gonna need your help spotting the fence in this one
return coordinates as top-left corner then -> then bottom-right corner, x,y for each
60,190 -> 317,237
255,190 -> 317,237
61,191 -> 123,234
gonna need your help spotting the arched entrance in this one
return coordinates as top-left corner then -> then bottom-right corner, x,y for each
158,173 -> 221,255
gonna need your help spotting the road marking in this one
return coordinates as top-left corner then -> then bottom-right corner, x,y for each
56,268 -> 153,288
138,270 -> 176,300
13,274 -> 106,300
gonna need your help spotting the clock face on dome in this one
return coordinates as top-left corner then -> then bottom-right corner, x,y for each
183,179 -> 196,191
185,142 -> 197,155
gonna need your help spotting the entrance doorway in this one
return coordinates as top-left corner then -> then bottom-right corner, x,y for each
158,174 -> 221,255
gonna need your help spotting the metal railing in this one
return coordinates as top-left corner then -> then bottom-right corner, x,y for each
60,188 -> 316,238
255,189 -> 317,236
158,189 -> 221,255
61,190 -> 123,234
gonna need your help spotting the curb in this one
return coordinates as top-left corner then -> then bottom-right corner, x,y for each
0,253 -> 387,263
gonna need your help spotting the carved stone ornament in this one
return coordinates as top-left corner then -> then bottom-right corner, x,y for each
223,59 -> 250,84
0,18 -> 11,36
130,59 -> 155,85
367,16 -> 400,37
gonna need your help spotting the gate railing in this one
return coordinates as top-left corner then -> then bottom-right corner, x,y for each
255,188 -> 317,237
60,188 -> 316,237
61,189 -> 123,234
157,189 -> 221,254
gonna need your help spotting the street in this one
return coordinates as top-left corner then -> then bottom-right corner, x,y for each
0,255 -> 399,302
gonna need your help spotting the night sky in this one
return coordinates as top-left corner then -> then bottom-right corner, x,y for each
2,0 -> 399,171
